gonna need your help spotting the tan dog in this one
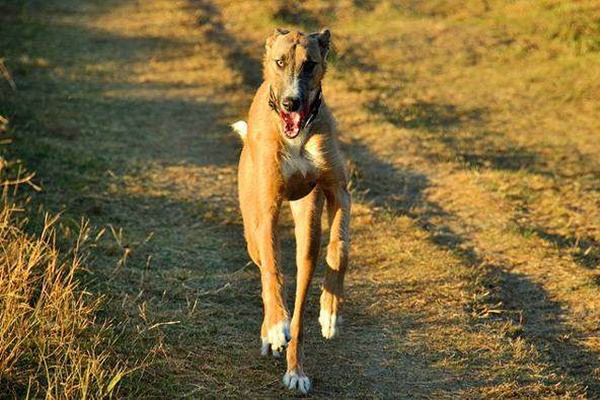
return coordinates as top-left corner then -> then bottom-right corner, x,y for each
233,28 -> 350,394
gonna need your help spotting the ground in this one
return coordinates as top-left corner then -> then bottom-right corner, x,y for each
1,0 -> 599,397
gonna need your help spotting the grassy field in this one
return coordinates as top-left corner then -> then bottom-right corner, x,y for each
1,0 -> 599,397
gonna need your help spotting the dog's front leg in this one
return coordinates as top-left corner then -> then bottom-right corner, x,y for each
320,184 -> 351,339
256,197 -> 291,357
283,187 -> 324,393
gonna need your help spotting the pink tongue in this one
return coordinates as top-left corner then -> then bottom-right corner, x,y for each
282,112 -> 301,137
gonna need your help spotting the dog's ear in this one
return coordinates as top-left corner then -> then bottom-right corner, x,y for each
265,28 -> 290,51
310,28 -> 331,60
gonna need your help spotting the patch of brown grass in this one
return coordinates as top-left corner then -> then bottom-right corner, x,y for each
0,150 -> 129,398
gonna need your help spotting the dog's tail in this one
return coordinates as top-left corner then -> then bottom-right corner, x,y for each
231,120 -> 247,141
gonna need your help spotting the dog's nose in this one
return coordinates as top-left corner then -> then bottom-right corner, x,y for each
282,97 -> 301,112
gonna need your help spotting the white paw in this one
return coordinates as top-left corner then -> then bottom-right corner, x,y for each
283,371 -> 311,394
261,320 -> 290,356
319,309 -> 341,339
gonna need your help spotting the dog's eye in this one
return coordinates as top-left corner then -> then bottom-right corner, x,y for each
275,59 -> 285,68
303,61 -> 317,74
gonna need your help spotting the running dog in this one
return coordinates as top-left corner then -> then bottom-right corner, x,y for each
232,28 -> 350,394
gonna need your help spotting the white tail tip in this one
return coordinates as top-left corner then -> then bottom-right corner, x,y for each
231,120 -> 247,140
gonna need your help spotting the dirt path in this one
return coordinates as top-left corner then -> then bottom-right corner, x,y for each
3,0 -> 599,398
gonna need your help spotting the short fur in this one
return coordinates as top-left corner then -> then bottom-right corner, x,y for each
235,28 -> 351,394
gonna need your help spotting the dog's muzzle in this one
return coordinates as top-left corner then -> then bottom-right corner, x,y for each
270,87 -> 322,139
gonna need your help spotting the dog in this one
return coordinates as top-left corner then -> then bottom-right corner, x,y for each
232,28 -> 351,394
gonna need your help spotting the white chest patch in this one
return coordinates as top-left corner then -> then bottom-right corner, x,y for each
280,136 -> 323,182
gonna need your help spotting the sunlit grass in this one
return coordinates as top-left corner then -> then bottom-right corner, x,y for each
0,147 -> 131,398
1,0 -> 598,397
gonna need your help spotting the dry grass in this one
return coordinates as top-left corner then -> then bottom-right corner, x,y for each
1,0 -> 599,397
0,140 -> 130,397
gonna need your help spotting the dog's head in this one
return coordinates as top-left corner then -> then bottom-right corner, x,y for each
264,28 -> 331,139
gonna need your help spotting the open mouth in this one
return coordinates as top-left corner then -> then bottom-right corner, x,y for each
279,111 -> 305,139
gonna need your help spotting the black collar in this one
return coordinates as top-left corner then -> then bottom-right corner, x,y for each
269,86 -> 323,131
302,87 -> 322,130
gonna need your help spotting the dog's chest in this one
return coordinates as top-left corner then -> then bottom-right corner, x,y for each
280,140 -> 322,200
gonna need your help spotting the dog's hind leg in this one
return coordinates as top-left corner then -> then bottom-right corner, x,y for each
320,184 -> 351,339
283,187 -> 324,394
